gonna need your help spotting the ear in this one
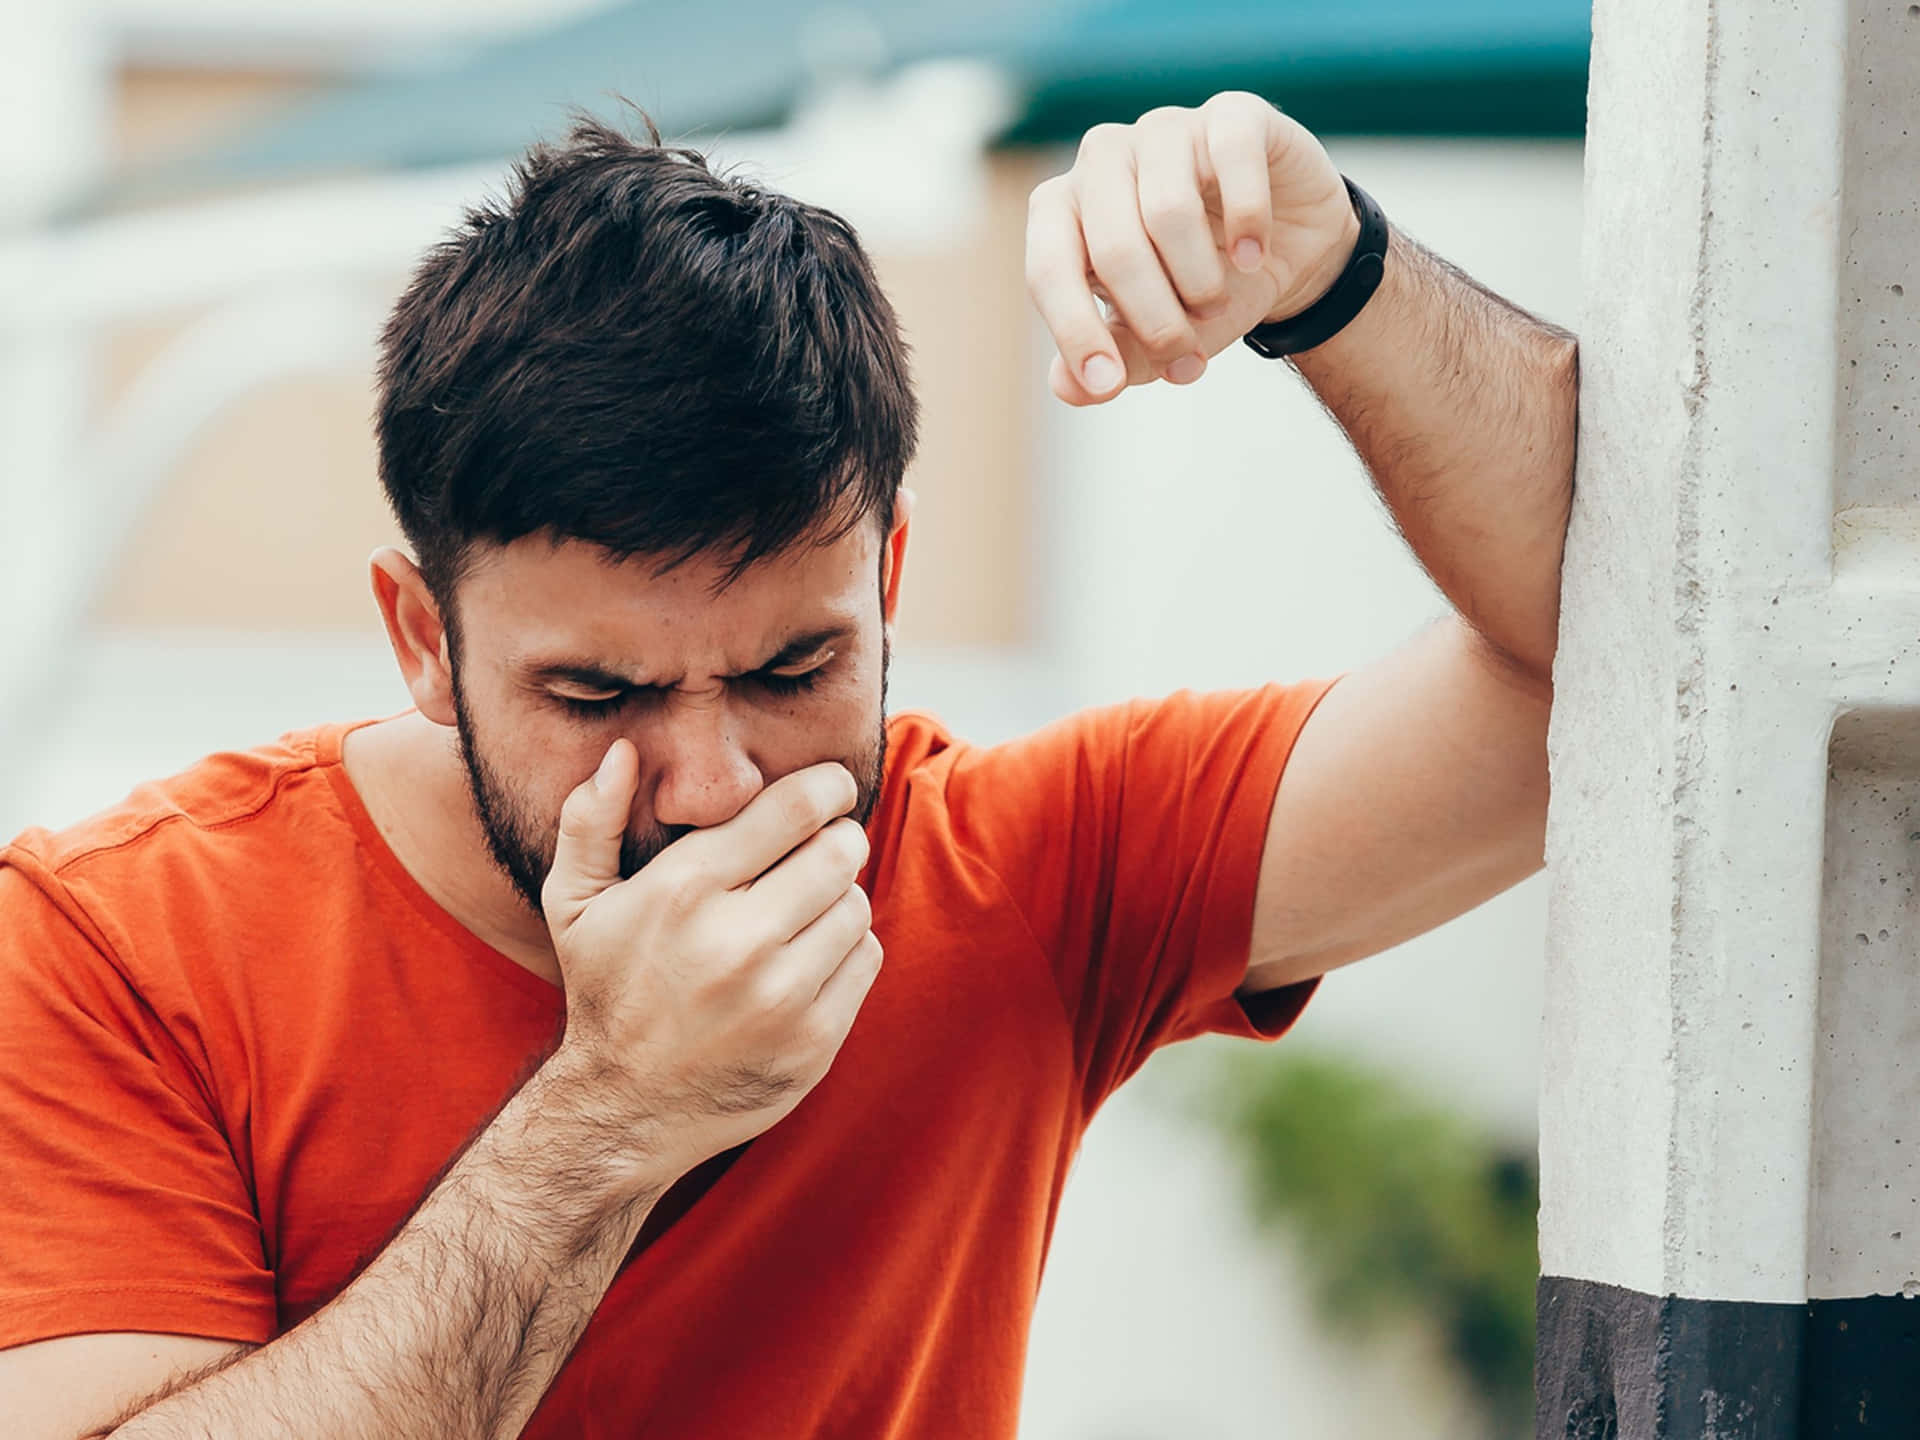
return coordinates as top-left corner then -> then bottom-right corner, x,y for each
881,486 -> 914,641
369,548 -> 458,727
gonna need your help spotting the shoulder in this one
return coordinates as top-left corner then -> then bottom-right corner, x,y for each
13,726 -> 332,869
3,721 -> 370,969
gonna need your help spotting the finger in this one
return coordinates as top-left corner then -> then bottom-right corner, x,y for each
681,762 -> 858,890
1046,337 -> 1157,406
744,819 -> 869,940
1078,146 -> 1198,364
774,882 -> 872,993
1202,95 -> 1277,274
1133,112 -> 1231,318
809,928 -> 884,1028
542,739 -> 639,930
1026,177 -> 1127,399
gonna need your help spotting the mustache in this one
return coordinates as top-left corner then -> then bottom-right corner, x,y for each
615,822 -> 695,880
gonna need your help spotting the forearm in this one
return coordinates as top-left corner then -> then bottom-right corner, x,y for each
1291,228 -> 1579,682
105,1051 -> 665,1440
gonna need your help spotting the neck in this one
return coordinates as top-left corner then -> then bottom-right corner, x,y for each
341,712 -> 564,985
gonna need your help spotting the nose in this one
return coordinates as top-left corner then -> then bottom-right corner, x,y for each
645,693 -> 765,832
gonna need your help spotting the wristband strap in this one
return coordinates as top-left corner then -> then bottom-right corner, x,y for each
1241,177 -> 1390,359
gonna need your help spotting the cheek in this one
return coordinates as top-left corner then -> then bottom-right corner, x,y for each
476,694 -> 610,804
744,677 -> 880,772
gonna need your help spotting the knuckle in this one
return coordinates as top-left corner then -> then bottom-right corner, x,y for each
1139,191 -> 1202,236
1203,89 -> 1267,122
653,873 -> 704,923
746,973 -> 791,1018
1026,174 -> 1065,214
555,788 -> 597,840
1077,122 -> 1128,159
1184,274 -> 1230,311
1136,104 -> 1192,130
1083,233 -> 1135,275
1135,319 -> 1195,356
816,817 -> 864,874
777,782 -> 822,835
794,1012 -> 841,1060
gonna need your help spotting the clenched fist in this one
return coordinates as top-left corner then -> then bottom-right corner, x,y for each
540,741 -> 882,1178
1025,91 -> 1361,404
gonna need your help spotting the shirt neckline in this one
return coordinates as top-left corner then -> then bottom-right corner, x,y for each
314,715 -> 564,1010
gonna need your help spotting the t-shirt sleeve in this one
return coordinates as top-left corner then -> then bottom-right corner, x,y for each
0,852 -> 276,1349
942,681 -> 1338,1108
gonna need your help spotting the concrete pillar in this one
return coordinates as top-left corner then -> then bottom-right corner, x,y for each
1538,0 -> 1920,1434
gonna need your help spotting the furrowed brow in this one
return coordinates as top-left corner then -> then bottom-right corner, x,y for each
516,625 -> 851,690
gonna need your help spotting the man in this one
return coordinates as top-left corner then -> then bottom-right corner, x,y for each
0,92 -> 1573,1437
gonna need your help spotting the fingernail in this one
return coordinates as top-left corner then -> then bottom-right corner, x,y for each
1082,354 -> 1122,392
1233,238 -> 1262,272
593,743 -> 622,792
1166,353 -> 1205,384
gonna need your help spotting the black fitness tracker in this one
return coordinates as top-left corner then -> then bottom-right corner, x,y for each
1241,177 -> 1390,359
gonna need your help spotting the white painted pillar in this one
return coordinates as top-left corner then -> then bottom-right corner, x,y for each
1538,0 -> 1920,1433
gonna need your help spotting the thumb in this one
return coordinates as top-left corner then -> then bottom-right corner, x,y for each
542,739 -> 638,933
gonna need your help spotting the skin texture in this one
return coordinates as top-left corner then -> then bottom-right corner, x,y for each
441,526 -> 893,921
2,92 -> 1577,1437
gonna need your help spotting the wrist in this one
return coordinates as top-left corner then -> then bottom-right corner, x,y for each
485,1048 -> 685,1213
1261,193 -> 1365,327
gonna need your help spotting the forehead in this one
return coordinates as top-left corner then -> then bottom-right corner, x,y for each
454,526 -> 880,666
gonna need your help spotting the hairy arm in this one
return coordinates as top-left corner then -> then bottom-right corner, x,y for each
97,1053 -> 660,1440
1291,228 -> 1578,682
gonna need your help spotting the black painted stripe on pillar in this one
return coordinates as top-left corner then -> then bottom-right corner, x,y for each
1536,1275 -> 1920,1439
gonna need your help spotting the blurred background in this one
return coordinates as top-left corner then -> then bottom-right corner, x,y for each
0,1 -> 1589,1434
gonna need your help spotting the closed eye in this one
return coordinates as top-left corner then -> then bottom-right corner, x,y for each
754,665 -> 825,696
550,688 -> 635,718
548,655 -> 830,716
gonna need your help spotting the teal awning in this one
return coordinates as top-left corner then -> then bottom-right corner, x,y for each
100,0 -> 1589,212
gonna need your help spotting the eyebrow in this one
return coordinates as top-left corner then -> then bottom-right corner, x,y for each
521,625 -> 854,691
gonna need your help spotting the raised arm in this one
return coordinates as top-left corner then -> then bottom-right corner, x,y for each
1025,92 -> 1576,991
5,752 -> 879,1440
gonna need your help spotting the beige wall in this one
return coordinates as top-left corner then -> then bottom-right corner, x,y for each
115,65 -> 323,167
92,126 -> 1043,647
96,370 -> 403,629
870,149 -> 1043,647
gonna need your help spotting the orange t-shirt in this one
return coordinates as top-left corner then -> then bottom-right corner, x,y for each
0,683 -> 1330,1436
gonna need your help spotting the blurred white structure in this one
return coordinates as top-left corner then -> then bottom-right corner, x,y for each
0,3 -> 1584,1436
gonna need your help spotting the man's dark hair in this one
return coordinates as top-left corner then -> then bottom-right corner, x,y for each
375,110 -> 920,606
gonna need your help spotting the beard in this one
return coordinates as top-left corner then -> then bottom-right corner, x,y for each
450,640 -> 890,918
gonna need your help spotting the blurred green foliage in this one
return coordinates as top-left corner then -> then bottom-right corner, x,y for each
1209,1048 -> 1539,1436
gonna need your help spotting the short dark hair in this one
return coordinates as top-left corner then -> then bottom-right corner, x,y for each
374,110 -> 920,605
